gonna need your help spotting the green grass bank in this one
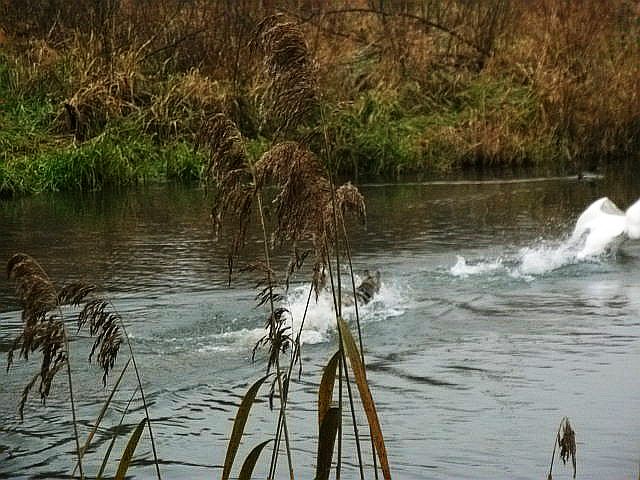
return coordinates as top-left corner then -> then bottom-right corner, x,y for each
1,0 -> 639,196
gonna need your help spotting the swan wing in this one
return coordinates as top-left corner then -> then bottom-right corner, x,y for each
625,198 -> 640,239
601,198 -> 624,215
572,197 -> 623,240
577,213 -> 627,258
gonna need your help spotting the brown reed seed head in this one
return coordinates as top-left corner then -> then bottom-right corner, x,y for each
57,282 -> 97,306
7,254 -> 67,418
202,113 -> 254,278
6,253 -> 121,418
256,141 -> 330,244
7,253 -> 57,325
324,182 -> 366,237
559,418 -> 577,478
254,15 -> 319,139
78,299 -> 122,386
255,142 -> 366,295
252,307 -> 292,375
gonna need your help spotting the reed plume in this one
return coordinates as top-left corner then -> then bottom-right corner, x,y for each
78,299 -> 122,385
7,254 -> 67,419
202,113 -> 254,279
255,141 -> 329,246
6,253 -> 120,415
204,14 -> 378,480
548,416 -> 577,479
254,14 -> 319,139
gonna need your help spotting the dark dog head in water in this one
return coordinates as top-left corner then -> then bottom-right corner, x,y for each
350,270 -> 381,306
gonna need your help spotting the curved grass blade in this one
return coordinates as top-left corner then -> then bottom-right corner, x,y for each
238,439 -> 274,480
318,350 -> 340,427
222,374 -> 271,480
315,406 -> 340,480
337,317 -> 391,480
97,386 -> 138,480
114,417 -> 147,480
73,358 -> 131,475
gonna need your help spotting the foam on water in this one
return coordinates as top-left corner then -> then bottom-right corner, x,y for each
138,276 -> 409,354
450,256 -> 506,278
450,234 -> 618,280
281,275 -> 407,345
210,275 -> 407,350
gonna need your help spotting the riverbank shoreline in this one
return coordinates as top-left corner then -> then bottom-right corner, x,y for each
1,1 -> 638,196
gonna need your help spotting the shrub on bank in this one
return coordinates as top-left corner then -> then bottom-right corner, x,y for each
1,0 -> 639,195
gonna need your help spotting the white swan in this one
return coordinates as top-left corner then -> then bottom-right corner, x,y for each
571,197 -> 640,259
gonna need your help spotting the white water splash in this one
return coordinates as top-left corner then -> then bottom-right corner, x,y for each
450,256 -> 506,278
217,276 -> 406,349
450,234 -> 618,280
516,240 -> 579,275
282,276 -> 406,345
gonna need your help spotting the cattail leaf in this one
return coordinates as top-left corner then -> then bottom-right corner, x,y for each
337,317 -> 391,480
73,358 -> 131,476
315,406 -> 340,480
318,350 -> 340,427
238,439 -> 273,480
222,374 -> 270,480
114,417 -> 147,480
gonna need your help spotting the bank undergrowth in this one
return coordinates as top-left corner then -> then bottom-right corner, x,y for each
1,0 -> 639,196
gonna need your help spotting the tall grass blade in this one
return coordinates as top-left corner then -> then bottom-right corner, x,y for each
337,317 -> 391,480
73,357 -> 131,475
318,350 -> 340,427
114,311 -> 161,479
114,417 -> 147,480
97,386 -> 138,480
238,439 -> 274,480
222,374 -> 270,480
315,406 -> 340,480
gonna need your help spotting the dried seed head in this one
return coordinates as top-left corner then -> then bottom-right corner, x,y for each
78,300 -> 122,385
57,282 -> 97,306
254,15 -> 318,139
6,253 -> 122,419
559,418 -> 577,478
202,113 -> 255,280
7,253 -> 57,326
256,141 -> 330,245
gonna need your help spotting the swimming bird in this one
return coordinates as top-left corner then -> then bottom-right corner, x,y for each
571,197 -> 640,258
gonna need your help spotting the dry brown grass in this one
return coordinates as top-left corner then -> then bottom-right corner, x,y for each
6,253 -> 120,417
497,0 -> 640,162
3,0 -> 639,173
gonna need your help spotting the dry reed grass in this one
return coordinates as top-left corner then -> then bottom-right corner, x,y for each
254,14 -> 319,139
548,416 -> 577,480
3,0 -> 639,176
5,252 -> 162,479
498,0 -> 640,163
203,13 -> 384,480
6,253 -> 120,417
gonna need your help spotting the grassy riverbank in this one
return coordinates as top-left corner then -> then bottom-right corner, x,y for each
1,0 -> 639,195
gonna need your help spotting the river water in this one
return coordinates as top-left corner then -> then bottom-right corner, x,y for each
1,165 -> 639,479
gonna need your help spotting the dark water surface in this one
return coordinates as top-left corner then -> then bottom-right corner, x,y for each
1,166 -> 640,479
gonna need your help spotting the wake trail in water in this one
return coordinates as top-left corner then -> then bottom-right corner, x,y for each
159,275 -> 409,354
450,235 -> 616,280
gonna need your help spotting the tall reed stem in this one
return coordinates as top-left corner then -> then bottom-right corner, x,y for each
63,326 -> 84,480
270,281 -> 315,478
324,235 -> 365,479
116,317 -> 162,480
341,216 -> 379,478
255,192 -> 294,480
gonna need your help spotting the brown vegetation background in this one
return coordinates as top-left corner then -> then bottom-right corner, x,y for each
1,0 -> 639,172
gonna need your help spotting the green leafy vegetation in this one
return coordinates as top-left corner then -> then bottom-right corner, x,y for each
1,0 -> 638,196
